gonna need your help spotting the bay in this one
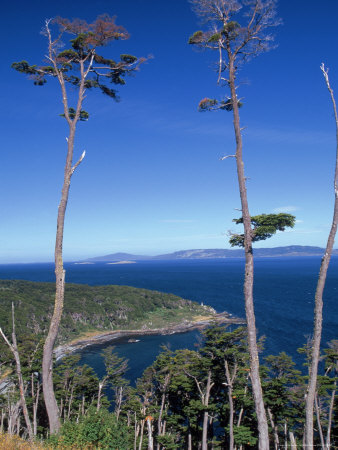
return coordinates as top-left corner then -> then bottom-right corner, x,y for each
0,256 -> 337,382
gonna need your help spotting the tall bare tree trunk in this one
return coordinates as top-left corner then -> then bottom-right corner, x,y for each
41,43 -> 86,432
139,419 -> 145,450
326,381 -> 336,449
31,375 -> 40,436
146,417 -> 154,450
228,55 -> 269,450
201,370 -> 213,450
267,408 -> 280,450
304,63 -> 338,449
134,414 -> 138,450
315,393 -> 325,448
225,360 -> 237,450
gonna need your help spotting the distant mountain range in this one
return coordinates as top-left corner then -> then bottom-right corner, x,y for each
80,246 -> 338,262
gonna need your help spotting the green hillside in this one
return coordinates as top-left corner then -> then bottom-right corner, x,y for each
0,279 -> 211,346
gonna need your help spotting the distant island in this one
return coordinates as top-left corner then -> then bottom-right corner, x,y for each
79,245 -> 338,263
107,260 -> 136,265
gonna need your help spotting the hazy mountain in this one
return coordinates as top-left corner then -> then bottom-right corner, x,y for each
85,252 -> 152,262
80,246 -> 338,262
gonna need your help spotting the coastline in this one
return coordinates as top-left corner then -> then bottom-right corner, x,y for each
54,312 -> 244,360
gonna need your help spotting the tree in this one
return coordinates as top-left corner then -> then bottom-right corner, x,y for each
54,355 -> 99,422
229,213 -> 295,247
202,326 -> 255,449
12,15 -> 145,433
304,64 -> 338,448
189,1 -> 281,448
97,346 -> 128,415
262,352 -> 305,448
0,304 -> 33,440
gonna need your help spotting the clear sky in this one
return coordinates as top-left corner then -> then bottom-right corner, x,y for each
1,0 -> 338,263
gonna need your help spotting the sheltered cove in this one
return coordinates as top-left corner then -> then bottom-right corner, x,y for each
54,312 -> 244,360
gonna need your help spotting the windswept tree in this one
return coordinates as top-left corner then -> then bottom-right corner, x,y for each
304,64 -> 338,448
229,213 -> 295,247
189,1 -> 282,448
12,15 -> 145,433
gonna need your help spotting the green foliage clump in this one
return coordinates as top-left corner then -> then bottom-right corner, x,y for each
229,213 -> 296,247
120,54 -> 138,64
48,407 -> 132,449
60,107 -> 89,121
188,30 -> 204,44
198,97 -> 242,112
207,32 -> 222,43
223,21 -> 241,36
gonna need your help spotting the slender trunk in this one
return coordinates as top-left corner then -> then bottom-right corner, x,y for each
202,370 -> 212,450
225,360 -> 236,450
97,380 -> 105,411
16,415 -> 20,435
0,305 -> 33,440
134,414 -> 138,450
157,391 -> 166,436
41,38 -> 87,433
81,394 -> 85,417
147,417 -> 153,450
32,379 -> 40,436
115,386 -> 123,421
289,431 -> 297,450
305,64 -> 338,449
227,387 -> 234,450
228,55 -> 269,449
139,419 -> 145,450
325,382 -> 336,449
315,393 -> 325,448
0,410 -> 4,433
188,431 -> 192,450
67,385 -> 74,419
267,408 -> 279,450
42,124 -> 74,432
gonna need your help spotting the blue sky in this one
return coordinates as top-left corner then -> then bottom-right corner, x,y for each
1,0 -> 338,262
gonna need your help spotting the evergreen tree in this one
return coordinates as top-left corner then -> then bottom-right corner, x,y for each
189,2 -> 282,447
12,16 -> 146,433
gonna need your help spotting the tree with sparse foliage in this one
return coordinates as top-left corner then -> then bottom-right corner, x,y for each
229,213 -> 295,247
304,64 -> 338,449
12,15 -> 145,433
189,1 -> 281,448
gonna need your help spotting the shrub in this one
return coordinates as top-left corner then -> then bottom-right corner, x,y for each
48,407 -> 132,449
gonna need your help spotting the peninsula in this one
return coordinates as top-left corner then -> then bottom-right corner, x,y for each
0,280 -> 242,359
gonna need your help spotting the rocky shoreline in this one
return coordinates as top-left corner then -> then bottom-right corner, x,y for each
54,312 -> 244,360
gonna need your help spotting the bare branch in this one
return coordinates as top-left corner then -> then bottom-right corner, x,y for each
220,154 -> 236,160
0,327 -> 13,352
71,151 -> 86,175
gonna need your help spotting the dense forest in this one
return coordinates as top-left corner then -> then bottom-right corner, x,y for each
1,322 -> 337,448
0,279 -> 213,348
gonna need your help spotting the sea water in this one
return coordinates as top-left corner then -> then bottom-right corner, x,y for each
0,257 -> 337,382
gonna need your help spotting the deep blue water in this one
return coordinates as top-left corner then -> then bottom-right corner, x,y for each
0,257 -> 337,382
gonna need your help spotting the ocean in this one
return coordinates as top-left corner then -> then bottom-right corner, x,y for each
0,257 -> 337,382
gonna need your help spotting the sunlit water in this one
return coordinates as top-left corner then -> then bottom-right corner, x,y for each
0,257 -> 337,382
